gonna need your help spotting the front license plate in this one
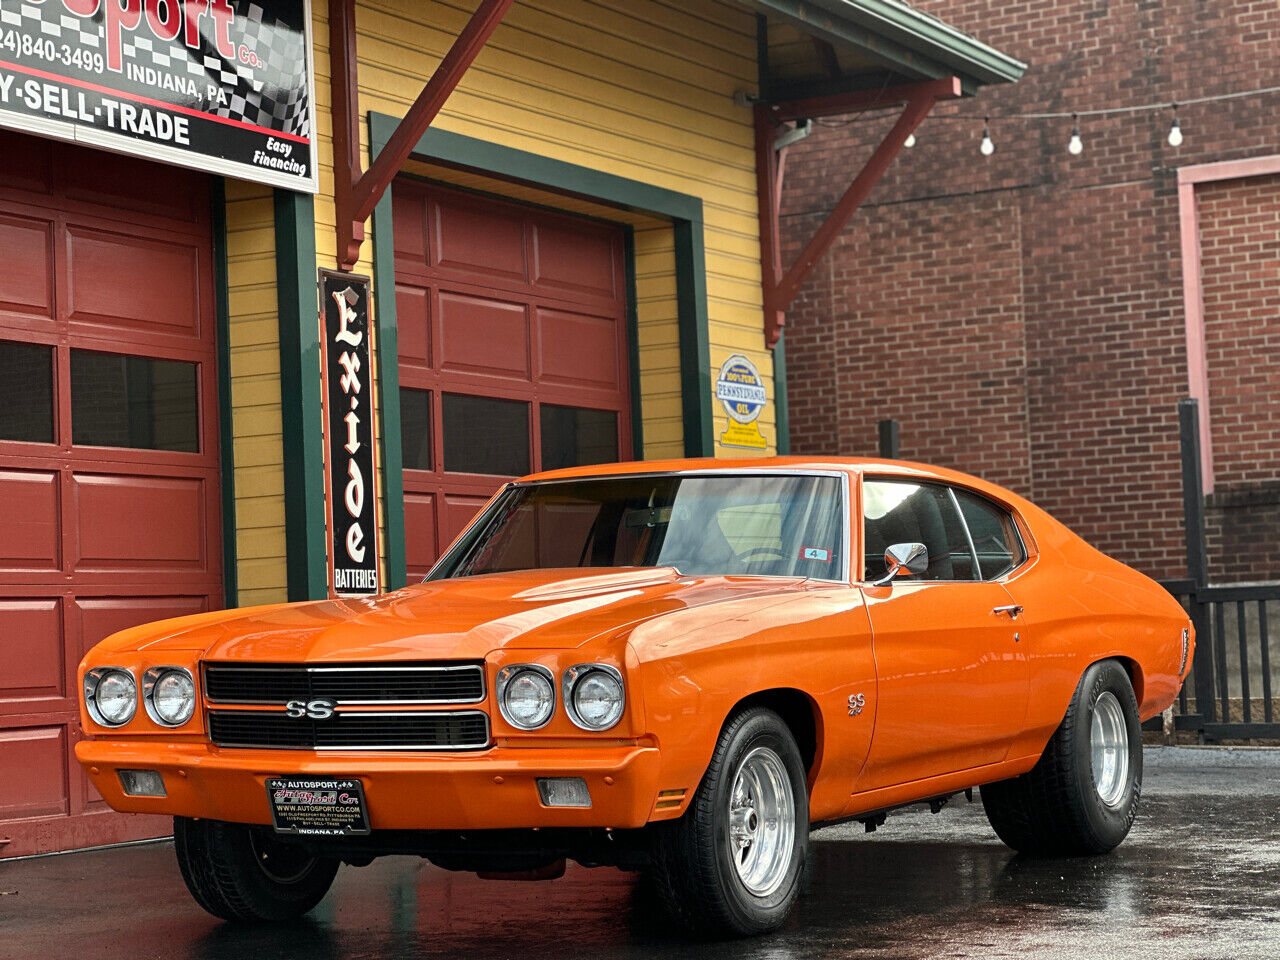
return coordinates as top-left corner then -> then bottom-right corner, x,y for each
266,777 -> 371,836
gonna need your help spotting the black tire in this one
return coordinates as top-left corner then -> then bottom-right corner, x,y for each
647,706 -> 809,937
174,817 -> 339,922
981,659 -> 1142,856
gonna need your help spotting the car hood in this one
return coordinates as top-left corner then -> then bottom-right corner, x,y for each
115,567 -> 807,662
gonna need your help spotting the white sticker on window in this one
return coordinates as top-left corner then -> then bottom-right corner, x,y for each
800,546 -> 831,563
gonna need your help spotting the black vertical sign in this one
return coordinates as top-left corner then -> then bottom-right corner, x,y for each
320,271 -> 379,597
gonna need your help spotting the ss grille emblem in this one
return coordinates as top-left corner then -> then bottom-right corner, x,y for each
285,698 -> 337,720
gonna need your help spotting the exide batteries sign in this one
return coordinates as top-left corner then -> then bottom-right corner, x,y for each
0,0 -> 316,192
320,270 -> 379,598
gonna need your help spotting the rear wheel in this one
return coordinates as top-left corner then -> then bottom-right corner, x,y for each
647,707 -> 808,937
981,659 -> 1142,856
174,817 -> 339,921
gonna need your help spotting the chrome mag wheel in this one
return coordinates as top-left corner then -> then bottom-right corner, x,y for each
728,745 -> 796,897
1090,690 -> 1130,807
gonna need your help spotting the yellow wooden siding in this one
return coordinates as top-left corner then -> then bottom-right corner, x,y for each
223,179 -> 288,605
310,0 -> 777,473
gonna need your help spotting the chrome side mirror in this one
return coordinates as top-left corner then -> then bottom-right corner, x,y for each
872,542 -> 929,587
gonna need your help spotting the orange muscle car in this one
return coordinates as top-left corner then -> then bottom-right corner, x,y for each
76,458 -> 1192,935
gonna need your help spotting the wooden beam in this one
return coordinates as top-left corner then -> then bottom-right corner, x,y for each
329,0 -> 363,269
757,76 -> 960,346
754,104 -> 785,349
769,75 -> 960,123
331,0 -> 514,270
812,36 -> 842,80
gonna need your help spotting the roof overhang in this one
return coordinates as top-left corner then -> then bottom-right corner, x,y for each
738,0 -> 1026,99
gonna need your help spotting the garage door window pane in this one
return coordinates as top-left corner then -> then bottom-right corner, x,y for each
70,350 -> 199,452
0,341 -> 54,443
540,405 -> 618,471
442,393 -> 529,476
401,388 -> 432,471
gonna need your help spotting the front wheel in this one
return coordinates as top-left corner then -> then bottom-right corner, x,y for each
174,817 -> 339,921
647,707 -> 809,937
981,658 -> 1142,856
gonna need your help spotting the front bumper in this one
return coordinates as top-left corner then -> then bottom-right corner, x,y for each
75,739 -> 665,830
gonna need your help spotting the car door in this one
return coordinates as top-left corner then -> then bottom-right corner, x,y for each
855,478 -> 1029,792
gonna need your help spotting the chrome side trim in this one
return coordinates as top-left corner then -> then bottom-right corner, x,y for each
948,486 -> 983,577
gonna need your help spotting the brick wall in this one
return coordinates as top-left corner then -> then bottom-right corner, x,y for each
779,0 -> 1280,582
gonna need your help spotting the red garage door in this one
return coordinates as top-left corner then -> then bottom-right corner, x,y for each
0,134 -> 223,857
393,181 -> 633,578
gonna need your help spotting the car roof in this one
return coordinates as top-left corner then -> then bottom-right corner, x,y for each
522,456 -> 1007,496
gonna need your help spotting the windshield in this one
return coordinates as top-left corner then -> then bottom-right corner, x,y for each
434,474 -> 846,580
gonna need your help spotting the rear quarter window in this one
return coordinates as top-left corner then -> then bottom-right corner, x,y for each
951,488 -> 1027,579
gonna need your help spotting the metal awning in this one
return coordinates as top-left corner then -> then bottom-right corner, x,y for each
740,0 -> 1025,100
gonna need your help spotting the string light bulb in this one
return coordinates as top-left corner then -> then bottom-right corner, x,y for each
904,132 -> 916,148
1067,114 -> 1083,155
1167,104 -> 1183,147
979,117 -> 994,156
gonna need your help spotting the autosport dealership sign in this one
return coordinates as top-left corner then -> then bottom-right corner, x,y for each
0,0 -> 316,192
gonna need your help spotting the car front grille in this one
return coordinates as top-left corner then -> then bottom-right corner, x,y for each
207,709 -> 491,751
203,662 -> 485,705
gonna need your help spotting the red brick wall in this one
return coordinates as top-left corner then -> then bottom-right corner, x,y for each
779,0 -> 1280,582
786,194 -> 1031,494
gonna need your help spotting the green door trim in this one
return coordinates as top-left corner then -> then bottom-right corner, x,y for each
772,333 -> 790,455
210,179 -> 238,607
370,189 -> 407,590
273,189 -> 329,601
366,115 -> 715,588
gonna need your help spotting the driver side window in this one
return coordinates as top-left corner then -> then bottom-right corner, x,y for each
863,480 -> 977,582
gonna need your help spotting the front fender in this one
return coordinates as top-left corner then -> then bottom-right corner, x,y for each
627,587 -> 874,823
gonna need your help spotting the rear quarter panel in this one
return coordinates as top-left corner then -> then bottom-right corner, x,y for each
1004,499 -> 1191,760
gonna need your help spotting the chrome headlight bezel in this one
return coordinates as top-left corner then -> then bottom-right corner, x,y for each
84,667 -> 138,727
143,666 -> 197,727
496,664 -> 556,731
562,663 -> 625,732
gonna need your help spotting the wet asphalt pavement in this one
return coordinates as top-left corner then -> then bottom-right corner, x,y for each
3,747 -> 1278,960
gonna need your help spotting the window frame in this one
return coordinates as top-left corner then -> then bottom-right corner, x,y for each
949,484 -> 1031,582
427,468 -> 854,585
858,474 -> 1031,585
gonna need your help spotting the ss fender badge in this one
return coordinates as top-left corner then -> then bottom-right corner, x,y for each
847,693 -> 866,716
285,698 -> 338,720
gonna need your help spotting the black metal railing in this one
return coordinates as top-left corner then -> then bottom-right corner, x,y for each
1153,399 -> 1280,741
1158,580 -> 1280,741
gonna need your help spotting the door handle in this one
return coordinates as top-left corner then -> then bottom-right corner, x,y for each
992,604 -> 1024,619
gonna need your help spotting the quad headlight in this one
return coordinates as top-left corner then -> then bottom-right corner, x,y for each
496,664 -> 556,730
563,664 -> 625,731
84,667 -> 137,727
143,667 -> 196,726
